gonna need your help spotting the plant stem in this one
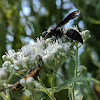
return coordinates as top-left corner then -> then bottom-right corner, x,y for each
38,77 -> 56,100
75,43 -> 78,77
72,43 -> 79,100
6,80 -> 10,100
31,91 -> 34,100
7,71 -> 15,83
51,72 -> 55,97
0,92 -> 8,100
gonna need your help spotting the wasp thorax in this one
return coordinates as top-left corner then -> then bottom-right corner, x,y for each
47,27 -> 54,33
42,31 -> 47,37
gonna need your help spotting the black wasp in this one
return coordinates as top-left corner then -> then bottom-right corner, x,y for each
35,10 -> 83,43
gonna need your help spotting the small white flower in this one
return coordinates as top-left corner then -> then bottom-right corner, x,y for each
80,30 -> 90,42
26,77 -> 34,88
34,80 -> 41,88
20,78 -> 26,87
0,70 -> 8,80
9,65 -> 15,73
2,55 -> 8,61
23,64 -> 28,69
71,25 -> 79,31
13,60 -> 20,66
14,66 -> 20,71
29,58 -> 35,66
26,77 -> 34,84
6,49 -> 16,60
22,57 -> 29,62
2,67 -> 7,72
2,61 -> 11,68
24,89 -> 32,97
21,44 -> 35,56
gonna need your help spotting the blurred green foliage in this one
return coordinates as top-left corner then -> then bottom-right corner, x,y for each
0,0 -> 100,100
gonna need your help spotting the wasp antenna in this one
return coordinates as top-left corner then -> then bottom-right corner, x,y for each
34,33 -> 41,40
56,10 -> 79,29
40,66 -> 65,82
52,70 -> 65,82
0,86 -> 12,92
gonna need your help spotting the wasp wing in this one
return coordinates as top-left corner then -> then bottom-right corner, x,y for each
56,10 -> 79,29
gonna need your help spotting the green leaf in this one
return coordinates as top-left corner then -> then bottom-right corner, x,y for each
67,57 -> 75,78
55,76 -> 100,92
55,77 -> 87,92
83,16 -> 100,24
74,83 -> 83,100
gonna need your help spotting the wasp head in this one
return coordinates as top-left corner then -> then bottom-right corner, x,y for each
42,27 -> 55,38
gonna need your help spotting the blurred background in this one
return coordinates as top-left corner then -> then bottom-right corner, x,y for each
0,0 -> 100,100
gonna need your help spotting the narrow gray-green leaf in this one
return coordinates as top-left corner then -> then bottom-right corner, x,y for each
55,77 -> 100,92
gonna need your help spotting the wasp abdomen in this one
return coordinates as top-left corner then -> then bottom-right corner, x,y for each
65,29 -> 83,43
10,82 -> 24,93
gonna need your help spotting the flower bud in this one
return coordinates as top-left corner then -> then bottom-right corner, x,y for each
24,89 -> 32,97
2,61 -> 11,68
14,66 -> 20,71
9,65 -> 14,73
0,70 -> 8,80
14,60 -> 21,67
2,67 -> 8,72
34,80 -> 41,88
2,55 -> 8,61
26,77 -> 34,88
20,78 -> 26,87
80,30 -> 90,42
23,64 -> 28,69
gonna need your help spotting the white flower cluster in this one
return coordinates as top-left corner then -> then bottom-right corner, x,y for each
20,77 -> 41,89
43,40 -> 73,71
80,30 -> 90,42
0,27 -> 90,90
2,36 -> 73,73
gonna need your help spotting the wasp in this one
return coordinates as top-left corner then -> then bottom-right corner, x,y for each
0,55 -> 64,93
0,64 -> 64,93
35,10 -> 83,43
0,64 -> 41,93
